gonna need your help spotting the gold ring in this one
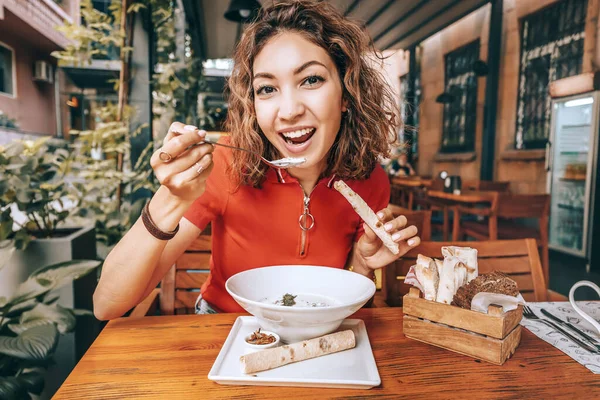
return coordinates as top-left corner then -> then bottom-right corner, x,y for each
159,150 -> 173,162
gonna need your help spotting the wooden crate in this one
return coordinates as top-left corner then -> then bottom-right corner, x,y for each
403,288 -> 523,365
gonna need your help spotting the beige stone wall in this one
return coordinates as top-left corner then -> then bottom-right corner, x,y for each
416,0 -> 599,194
417,4 -> 490,182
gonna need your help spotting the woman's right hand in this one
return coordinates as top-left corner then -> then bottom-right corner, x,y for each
150,122 -> 215,203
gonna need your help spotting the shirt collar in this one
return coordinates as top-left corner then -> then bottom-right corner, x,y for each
265,167 -> 337,188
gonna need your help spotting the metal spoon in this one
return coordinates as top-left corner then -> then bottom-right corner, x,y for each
202,139 -> 306,169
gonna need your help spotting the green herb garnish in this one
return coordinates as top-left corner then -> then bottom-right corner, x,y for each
282,293 -> 297,306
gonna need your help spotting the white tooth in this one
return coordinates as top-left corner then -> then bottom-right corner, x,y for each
282,128 -> 314,139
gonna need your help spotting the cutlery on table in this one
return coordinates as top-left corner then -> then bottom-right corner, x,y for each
522,306 -> 600,354
540,308 -> 600,351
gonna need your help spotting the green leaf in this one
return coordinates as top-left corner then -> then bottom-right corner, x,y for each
0,324 -> 59,361
16,189 -> 33,203
42,292 -> 60,305
7,277 -> 54,306
0,180 -> 9,196
39,169 -> 57,182
13,230 -> 31,251
17,369 -> 45,396
70,308 -> 94,317
32,259 -> 101,289
0,241 -> 15,270
0,376 -> 27,400
10,304 -> 76,335
5,142 -> 24,158
6,260 -> 98,307
0,354 -> 16,375
3,298 -> 37,317
4,163 -> 25,171
0,221 -> 13,242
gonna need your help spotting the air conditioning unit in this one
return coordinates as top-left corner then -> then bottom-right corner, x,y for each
33,61 -> 54,83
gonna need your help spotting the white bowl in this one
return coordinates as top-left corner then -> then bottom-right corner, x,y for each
225,265 -> 376,343
243,330 -> 280,352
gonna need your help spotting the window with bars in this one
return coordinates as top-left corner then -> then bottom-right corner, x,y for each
441,40 -> 479,153
515,0 -> 588,150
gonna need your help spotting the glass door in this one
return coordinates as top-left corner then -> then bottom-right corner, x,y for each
548,93 -> 597,256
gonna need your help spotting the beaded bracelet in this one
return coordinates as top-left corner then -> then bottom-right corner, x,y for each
141,201 -> 179,240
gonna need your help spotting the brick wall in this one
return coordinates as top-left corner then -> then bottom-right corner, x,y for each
415,0 -> 600,194
0,20 -> 57,135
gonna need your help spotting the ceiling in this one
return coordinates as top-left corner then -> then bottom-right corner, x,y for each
182,0 -> 491,60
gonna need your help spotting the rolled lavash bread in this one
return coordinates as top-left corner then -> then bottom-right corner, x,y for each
240,330 -> 356,374
436,257 -> 469,304
333,180 -> 399,255
441,246 -> 478,281
414,254 -> 439,301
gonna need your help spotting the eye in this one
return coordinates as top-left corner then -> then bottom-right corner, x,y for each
302,75 -> 325,87
256,85 -> 276,96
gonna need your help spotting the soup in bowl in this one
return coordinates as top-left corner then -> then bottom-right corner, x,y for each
225,265 -> 376,342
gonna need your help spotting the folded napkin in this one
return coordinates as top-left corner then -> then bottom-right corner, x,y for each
521,301 -> 600,374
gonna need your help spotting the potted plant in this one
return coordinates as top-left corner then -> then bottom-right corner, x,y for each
0,137 -> 96,296
0,259 -> 100,399
0,137 -> 100,399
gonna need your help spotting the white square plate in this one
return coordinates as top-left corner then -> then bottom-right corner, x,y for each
208,317 -> 381,389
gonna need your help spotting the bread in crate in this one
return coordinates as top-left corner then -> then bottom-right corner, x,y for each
403,247 -> 524,365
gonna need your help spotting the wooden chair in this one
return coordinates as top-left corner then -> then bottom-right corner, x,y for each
383,239 -> 565,307
130,232 -> 212,317
379,206 -> 432,306
454,193 -> 550,285
387,204 -> 432,242
412,179 -> 452,240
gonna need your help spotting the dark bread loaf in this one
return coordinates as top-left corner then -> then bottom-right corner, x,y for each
452,271 -> 519,309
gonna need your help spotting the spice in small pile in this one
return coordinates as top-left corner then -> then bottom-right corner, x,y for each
246,329 -> 277,345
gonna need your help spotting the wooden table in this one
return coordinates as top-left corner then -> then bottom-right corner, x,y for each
390,177 -> 432,209
54,309 -> 600,399
391,177 -> 432,188
427,190 -> 496,204
427,190 -> 495,241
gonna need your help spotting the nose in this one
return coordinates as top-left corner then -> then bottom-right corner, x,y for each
277,89 -> 305,121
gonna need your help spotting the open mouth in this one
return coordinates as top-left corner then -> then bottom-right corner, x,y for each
279,128 -> 316,145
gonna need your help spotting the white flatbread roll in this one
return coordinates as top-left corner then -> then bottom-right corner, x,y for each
333,180 -> 399,255
240,330 -> 356,374
453,261 -> 469,292
414,254 -> 439,301
436,256 -> 466,304
442,246 -> 478,281
434,259 -> 443,277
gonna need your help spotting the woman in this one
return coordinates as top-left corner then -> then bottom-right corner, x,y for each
93,0 -> 420,319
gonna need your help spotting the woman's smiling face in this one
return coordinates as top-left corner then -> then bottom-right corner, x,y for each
252,32 -> 346,174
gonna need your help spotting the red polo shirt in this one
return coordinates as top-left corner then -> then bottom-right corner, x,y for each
183,141 -> 390,312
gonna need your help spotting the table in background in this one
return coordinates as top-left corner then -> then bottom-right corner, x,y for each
427,190 -> 495,241
390,177 -> 432,209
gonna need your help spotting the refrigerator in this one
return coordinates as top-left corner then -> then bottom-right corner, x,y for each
547,91 -> 600,272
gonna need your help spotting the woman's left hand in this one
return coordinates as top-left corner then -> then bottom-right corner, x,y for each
354,207 -> 421,271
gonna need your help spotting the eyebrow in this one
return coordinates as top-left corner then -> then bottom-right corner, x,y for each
253,60 -> 327,81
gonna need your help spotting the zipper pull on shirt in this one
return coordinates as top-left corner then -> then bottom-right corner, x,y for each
299,194 -> 315,231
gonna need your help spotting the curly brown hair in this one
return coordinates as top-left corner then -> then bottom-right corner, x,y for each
226,0 -> 399,188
